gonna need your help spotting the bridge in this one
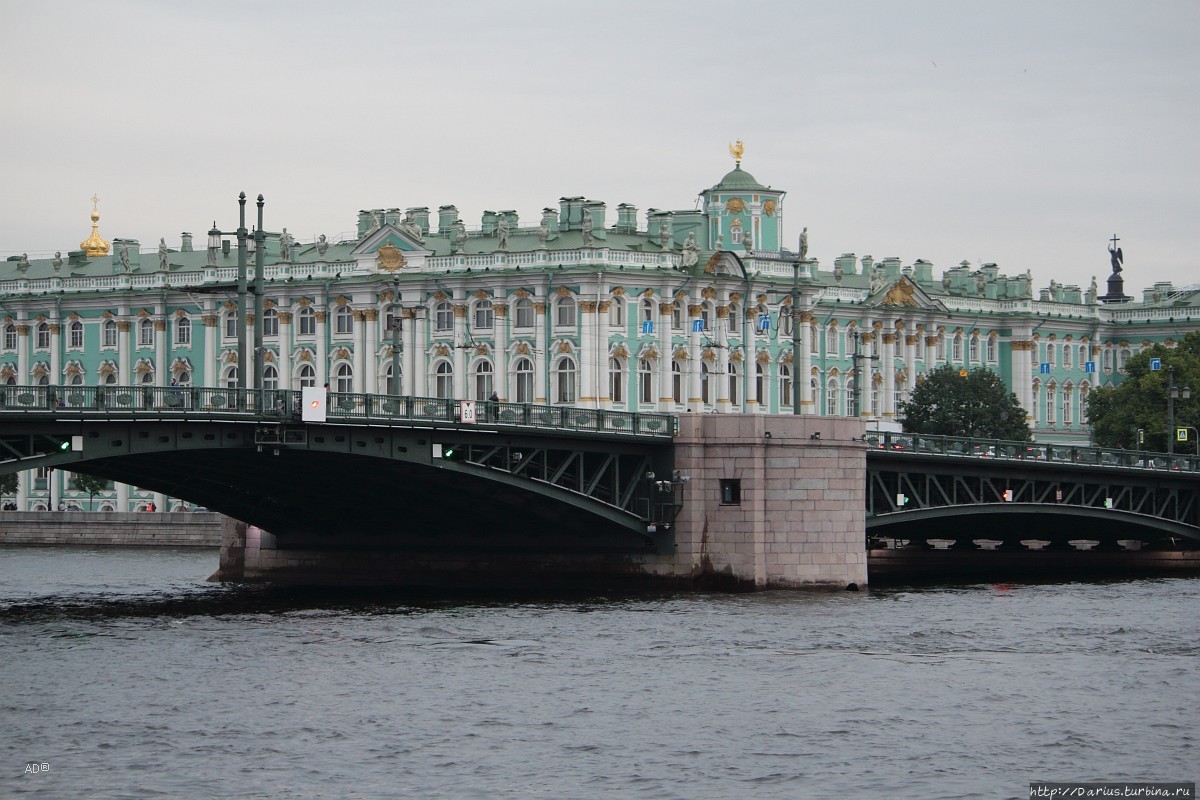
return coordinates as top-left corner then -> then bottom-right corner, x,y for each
864,430 -> 1200,550
1,386 -> 1197,586
0,385 -> 680,555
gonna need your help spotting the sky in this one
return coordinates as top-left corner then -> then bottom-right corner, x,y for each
2,0 -> 1197,295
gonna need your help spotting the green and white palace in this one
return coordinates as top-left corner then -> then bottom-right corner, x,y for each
2,147 -> 1198,511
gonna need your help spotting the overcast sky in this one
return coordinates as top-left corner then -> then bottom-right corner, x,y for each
2,0 -> 1196,294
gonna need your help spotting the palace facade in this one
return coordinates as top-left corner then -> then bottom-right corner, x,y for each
2,153 -> 1197,511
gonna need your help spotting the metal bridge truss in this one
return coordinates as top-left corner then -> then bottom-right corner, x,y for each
435,439 -> 682,530
868,464 -> 1198,530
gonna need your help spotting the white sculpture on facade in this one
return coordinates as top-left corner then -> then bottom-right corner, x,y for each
680,232 -> 699,268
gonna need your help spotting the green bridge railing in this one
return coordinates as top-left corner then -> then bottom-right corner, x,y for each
866,430 -> 1200,474
0,385 -> 676,439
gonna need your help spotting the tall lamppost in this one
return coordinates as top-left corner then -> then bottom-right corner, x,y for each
390,276 -> 402,397
1167,365 -> 1192,456
208,193 -> 252,390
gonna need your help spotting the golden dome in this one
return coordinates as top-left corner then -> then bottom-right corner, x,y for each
80,193 -> 110,257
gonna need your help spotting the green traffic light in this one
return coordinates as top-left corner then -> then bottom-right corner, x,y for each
59,440 -> 71,451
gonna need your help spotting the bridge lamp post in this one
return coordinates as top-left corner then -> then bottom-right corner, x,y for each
1167,365 -> 1191,456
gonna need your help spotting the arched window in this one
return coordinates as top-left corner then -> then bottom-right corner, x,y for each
297,363 -> 316,389
870,377 -> 880,415
826,325 -> 838,355
700,362 -> 710,405
513,297 -> 535,329
384,362 -> 401,395
297,307 -> 316,336
36,322 -> 50,349
936,333 -> 946,362
224,311 -> 237,340
175,316 -> 191,346
1117,348 -> 1131,371
224,366 -> 238,390
555,357 -> 577,403
608,298 -> 625,327
434,361 -> 453,398
434,301 -> 453,332
263,308 -> 279,337
728,303 -> 739,334
640,299 -> 655,325
780,306 -> 792,337
727,362 -> 738,405
609,358 -> 624,403
556,296 -> 576,328
826,378 -> 839,415
952,334 -> 963,362
68,372 -> 83,386
3,324 -> 16,350
262,364 -> 279,390
473,300 -> 494,330
514,357 -> 534,403
138,318 -> 154,346
69,320 -> 84,348
672,361 -> 683,404
846,378 -> 857,416
638,358 -> 653,404
809,325 -> 818,354
1063,384 -> 1074,424
779,364 -> 792,409
986,335 -> 997,363
1079,345 -> 1089,367
37,373 -> 49,386
1080,384 -> 1090,423
104,371 -> 118,385
1046,382 -> 1057,423
756,362 -> 766,404
672,301 -> 685,331
700,303 -> 713,332
969,335 -> 979,363
176,370 -> 191,386
1046,342 -> 1056,367
335,363 -> 353,393
473,360 -> 493,401
335,305 -> 353,335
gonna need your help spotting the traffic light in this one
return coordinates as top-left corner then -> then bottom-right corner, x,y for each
437,443 -> 464,461
58,439 -> 70,451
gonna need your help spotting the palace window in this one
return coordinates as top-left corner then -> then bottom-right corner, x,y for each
384,362 -> 401,395
335,363 -> 353,393
809,325 -> 818,354
474,300 -> 494,330
1046,383 -> 1057,423
728,362 -> 738,405
36,322 -> 50,349
780,307 -> 792,337
826,378 -> 838,416
609,358 -> 623,403
175,316 -> 191,346
473,360 -> 493,401
779,364 -> 792,409
826,326 -> 838,355
514,357 -> 534,403
138,319 -> 154,347
297,363 -> 316,389
672,301 -> 685,331
1063,385 -> 1073,424
638,358 -> 653,404
298,307 -> 316,336
700,362 -> 710,405
555,357 -> 577,403
728,303 -> 739,334
263,308 -> 279,337
1063,343 -> 1072,369
1102,348 -> 1112,371
640,299 -> 655,326
3,324 -> 16,351
986,335 -> 997,363
262,364 -> 279,391
224,311 -> 237,340
1080,385 -> 1090,423
433,302 -> 453,332
608,298 -> 625,327
513,298 -> 535,329
555,297 -> 576,328
434,361 -> 453,398
969,335 -> 979,363
756,362 -> 766,404
175,370 -> 191,387
672,361 -> 682,404
69,321 -> 83,349
1079,345 -> 1089,367
700,304 -> 712,332
952,334 -> 963,362
1046,342 -> 1056,367
335,306 -> 353,335
936,334 -> 946,362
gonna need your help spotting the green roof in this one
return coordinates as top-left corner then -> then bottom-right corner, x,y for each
711,164 -> 767,192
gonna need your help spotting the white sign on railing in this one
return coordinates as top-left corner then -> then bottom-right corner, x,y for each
459,400 -> 477,424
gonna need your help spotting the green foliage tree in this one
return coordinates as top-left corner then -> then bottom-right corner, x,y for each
1087,330 -> 1200,451
0,472 -> 18,497
71,472 -> 111,510
900,365 -> 1032,441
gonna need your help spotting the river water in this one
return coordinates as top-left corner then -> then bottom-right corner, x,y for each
1,546 -> 1195,799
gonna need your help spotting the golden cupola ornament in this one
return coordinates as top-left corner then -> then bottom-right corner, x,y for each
80,194 -> 110,257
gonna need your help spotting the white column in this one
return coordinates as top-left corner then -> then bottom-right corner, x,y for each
17,320 -> 30,384
116,481 -> 130,512
315,310 -> 328,387
534,301 -> 547,404
657,300 -> 673,411
579,300 -> 598,407
117,320 -> 131,384
688,303 -> 703,409
1011,339 -> 1035,421
203,314 -> 217,387
716,305 -> 731,412
924,334 -> 937,372
799,311 -> 815,414
363,309 -> 378,394
402,309 -> 417,396
882,331 -> 897,419
50,322 -> 62,386
16,467 -> 28,509
453,304 -> 467,399
351,309 -> 367,393
278,313 -> 292,389
155,317 -> 167,386
412,308 -> 427,397
493,303 -> 509,401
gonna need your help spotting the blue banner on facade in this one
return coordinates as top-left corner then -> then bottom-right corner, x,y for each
641,320 -> 654,334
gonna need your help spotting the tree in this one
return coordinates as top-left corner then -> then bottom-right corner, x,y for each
0,472 -> 17,497
900,365 -> 1031,441
1087,330 -> 1200,451
71,472 -> 111,510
